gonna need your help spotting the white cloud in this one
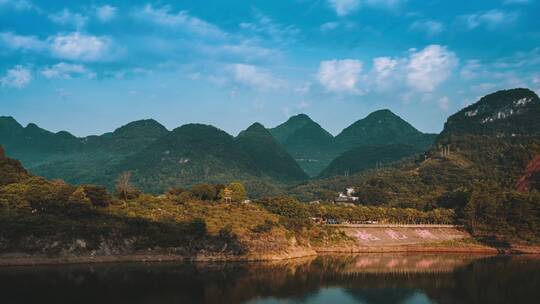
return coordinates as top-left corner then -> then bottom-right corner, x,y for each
409,20 -> 444,36
460,59 -> 482,79
49,9 -> 88,29
406,45 -> 458,92
1,31 -> 116,62
230,64 -> 284,90
503,0 -> 531,4
0,0 -> 35,11
295,82 -> 312,95
372,57 -> 399,89
459,10 -> 518,30
134,4 -> 225,38
1,65 -> 32,88
297,100 -> 310,109
437,96 -> 450,111
41,62 -> 94,79
328,0 -> 360,16
320,21 -> 357,32
320,22 -> 340,31
0,31 -> 46,51
96,5 -> 117,22
48,32 -> 113,61
239,11 -> 299,44
471,82 -> 497,94
317,59 -> 364,94
327,0 -> 404,15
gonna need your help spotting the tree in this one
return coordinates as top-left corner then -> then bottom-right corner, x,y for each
82,184 -> 111,207
115,171 -> 140,200
228,182 -> 247,202
191,184 -> 217,201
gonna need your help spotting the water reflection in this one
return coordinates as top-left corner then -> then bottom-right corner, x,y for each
0,254 -> 539,304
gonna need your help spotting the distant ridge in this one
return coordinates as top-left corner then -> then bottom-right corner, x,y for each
269,114 -> 338,176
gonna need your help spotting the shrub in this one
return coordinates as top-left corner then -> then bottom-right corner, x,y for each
188,218 -> 207,239
191,184 -> 217,201
251,219 -> 276,233
82,185 -> 111,207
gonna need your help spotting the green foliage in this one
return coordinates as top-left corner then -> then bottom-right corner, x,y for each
191,184 -> 218,201
0,145 -> 29,187
462,181 -> 540,241
439,88 -> 540,139
220,182 -> 248,202
236,122 -> 308,182
81,184 -> 111,207
335,109 -> 436,152
188,218 -> 208,239
251,219 -> 276,233
270,114 -> 338,176
306,203 -> 455,224
258,197 -> 311,231
319,144 -> 423,178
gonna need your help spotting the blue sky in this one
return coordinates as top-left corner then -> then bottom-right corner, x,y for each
1,0 -> 539,136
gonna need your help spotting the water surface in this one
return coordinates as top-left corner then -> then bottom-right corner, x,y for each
1,254 -> 539,304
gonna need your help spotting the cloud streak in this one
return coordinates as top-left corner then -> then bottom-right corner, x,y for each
1,65 -> 32,88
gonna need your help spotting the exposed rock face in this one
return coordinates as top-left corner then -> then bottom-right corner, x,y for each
516,155 -> 540,192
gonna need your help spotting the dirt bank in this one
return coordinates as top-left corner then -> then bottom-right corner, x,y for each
1,226 -> 538,266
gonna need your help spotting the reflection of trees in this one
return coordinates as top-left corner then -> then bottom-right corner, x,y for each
0,255 -> 539,304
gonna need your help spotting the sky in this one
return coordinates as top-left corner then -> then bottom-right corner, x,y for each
1,0 -> 539,137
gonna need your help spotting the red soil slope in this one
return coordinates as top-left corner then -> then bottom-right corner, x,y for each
516,155 -> 540,192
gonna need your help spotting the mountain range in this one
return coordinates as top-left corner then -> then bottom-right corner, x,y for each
4,88 -> 535,196
292,88 -> 540,204
269,110 -> 436,177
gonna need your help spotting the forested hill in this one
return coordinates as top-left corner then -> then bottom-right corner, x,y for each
268,110 -> 436,177
0,117 -> 310,196
291,88 -> 540,241
334,109 -> 437,151
439,88 -> 540,140
269,114 -> 338,177
236,123 -> 308,182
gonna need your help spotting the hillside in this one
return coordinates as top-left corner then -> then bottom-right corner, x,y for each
439,88 -> 540,140
0,116 -> 83,165
0,145 -> 29,186
318,144 -> 423,178
113,124 -> 291,196
0,117 -> 308,196
291,88 -> 540,241
334,109 -> 437,151
516,155 -> 540,192
270,114 -> 338,176
269,114 -> 314,144
236,123 -> 308,182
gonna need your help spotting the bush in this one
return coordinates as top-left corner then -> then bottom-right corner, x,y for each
191,184 -> 217,201
188,218 -> 207,239
82,185 -> 111,207
251,219 -> 276,233
219,224 -> 235,239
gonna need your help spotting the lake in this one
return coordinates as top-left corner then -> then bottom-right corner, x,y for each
1,254 -> 539,304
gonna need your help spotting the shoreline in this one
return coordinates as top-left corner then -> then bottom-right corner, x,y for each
1,242 -> 539,267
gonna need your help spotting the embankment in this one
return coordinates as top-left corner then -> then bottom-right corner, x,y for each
2,225 -> 539,266
315,224 -> 498,254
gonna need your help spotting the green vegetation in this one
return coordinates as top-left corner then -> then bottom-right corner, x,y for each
290,88 -> 540,243
334,109 -> 437,152
318,144 -> 423,178
235,123 -> 308,182
439,88 -> 540,139
1,88 -> 540,247
269,114 -> 338,176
